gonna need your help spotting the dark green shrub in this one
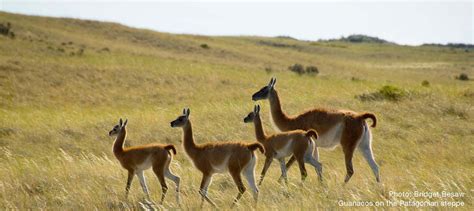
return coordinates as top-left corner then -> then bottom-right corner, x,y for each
356,85 -> 408,101
200,44 -> 210,49
0,22 -> 15,39
305,66 -> 319,75
264,66 -> 273,73
456,73 -> 469,81
288,63 -> 305,75
422,80 -> 430,87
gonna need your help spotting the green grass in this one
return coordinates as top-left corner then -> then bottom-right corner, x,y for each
0,11 -> 473,209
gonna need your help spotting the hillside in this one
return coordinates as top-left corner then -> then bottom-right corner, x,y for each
0,11 -> 473,209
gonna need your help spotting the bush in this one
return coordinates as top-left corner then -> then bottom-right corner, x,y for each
421,80 -> 430,87
305,66 -> 319,75
379,85 -> 407,100
456,73 -> 469,81
264,66 -> 273,73
356,85 -> 408,101
98,47 -> 110,53
289,64 -> 319,75
77,48 -> 84,56
288,64 -> 305,75
0,22 -> 15,39
200,44 -> 210,49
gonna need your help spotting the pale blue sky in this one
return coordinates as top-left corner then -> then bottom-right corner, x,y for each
1,0 -> 472,45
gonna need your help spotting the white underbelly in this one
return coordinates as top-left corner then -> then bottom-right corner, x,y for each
274,140 -> 293,159
135,156 -> 153,171
316,122 -> 344,149
211,156 -> 230,173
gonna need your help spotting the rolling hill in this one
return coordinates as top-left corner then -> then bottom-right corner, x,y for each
0,11 -> 472,209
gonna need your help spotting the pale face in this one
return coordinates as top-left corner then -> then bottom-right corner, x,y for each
108,118 -> 127,136
108,124 -> 121,136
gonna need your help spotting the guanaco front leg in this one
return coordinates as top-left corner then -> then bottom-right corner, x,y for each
136,171 -> 151,201
279,155 -> 296,182
258,155 -> 274,185
125,170 -> 134,198
199,173 -> 217,208
278,158 -> 288,184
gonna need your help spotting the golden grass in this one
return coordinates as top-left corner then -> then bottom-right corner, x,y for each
0,11 -> 473,209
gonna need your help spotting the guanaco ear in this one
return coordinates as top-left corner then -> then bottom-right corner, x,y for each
270,77 -> 277,88
253,105 -> 258,113
119,118 -> 123,126
123,119 -> 128,127
257,104 -> 261,113
186,108 -> 190,117
268,78 -> 274,86
182,108 -> 186,115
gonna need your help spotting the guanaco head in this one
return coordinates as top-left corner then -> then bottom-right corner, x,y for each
108,118 -> 128,136
170,108 -> 190,127
252,77 -> 276,101
244,105 -> 260,123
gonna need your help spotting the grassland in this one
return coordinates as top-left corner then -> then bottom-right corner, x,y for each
0,11 -> 473,209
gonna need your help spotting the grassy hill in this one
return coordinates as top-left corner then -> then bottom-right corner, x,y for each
0,11 -> 473,209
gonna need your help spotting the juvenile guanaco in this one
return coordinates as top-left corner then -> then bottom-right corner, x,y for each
244,105 -> 321,184
252,78 -> 380,183
108,118 -> 181,205
170,108 -> 264,208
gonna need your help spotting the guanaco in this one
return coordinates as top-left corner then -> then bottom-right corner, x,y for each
108,118 -> 181,205
170,108 -> 264,208
252,78 -> 380,183
244,105 -> 321,184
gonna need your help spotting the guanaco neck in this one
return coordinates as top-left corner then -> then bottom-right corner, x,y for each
269,89 -> 293,130
113,127 -> 126,156
253,114 -> 267,142
182,120 -> 198,158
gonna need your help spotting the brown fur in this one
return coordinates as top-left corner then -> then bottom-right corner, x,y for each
266,88 -> 379,183
247,107 -> 321,184
110,122 -> 180,204
178,119 -> 262,207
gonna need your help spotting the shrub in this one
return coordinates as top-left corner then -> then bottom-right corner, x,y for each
98,47 -> 110,53
0,22 -> 15,39
456,73 -> 469,81
379,85 -> 408,101
77,48 -> 84,56
288,63 -> 305,75
200,44 -> 210,49
356,85 -> 408,101
421,80 -> 430,87
264,66 -> 273,73
305,66 -> 319,75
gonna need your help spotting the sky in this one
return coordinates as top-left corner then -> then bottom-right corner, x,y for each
1,0 -> 472,45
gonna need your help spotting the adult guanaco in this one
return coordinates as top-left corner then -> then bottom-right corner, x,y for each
252,78 -> 380,183
108,118 -> 181,205
244,105 -> 321,184
170,108 -> 264,208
